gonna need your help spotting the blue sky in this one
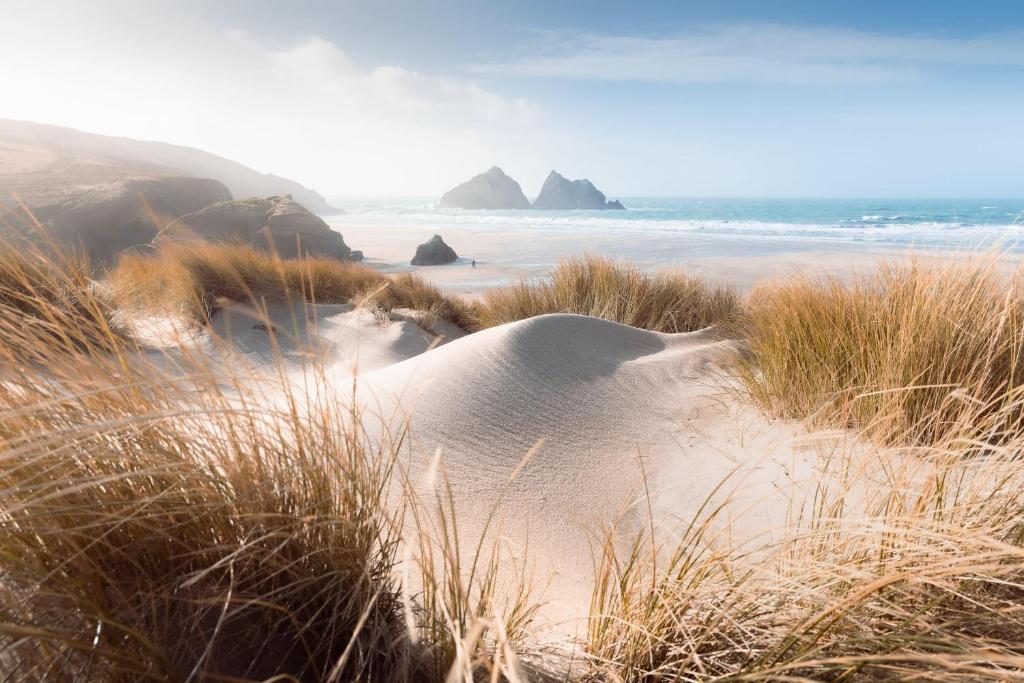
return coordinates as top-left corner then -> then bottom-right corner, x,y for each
2,0 -> 1023,198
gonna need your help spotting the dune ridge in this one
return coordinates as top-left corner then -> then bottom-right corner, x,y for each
161,300 -> 813,635
320,313 -> 810,632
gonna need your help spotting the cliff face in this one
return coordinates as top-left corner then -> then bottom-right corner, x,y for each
532,170 -> 625,210
156,195 -> 359,261
0,120 -> 355,263
439,166 -> 531,210
0,119 -> 341,214
0,168 -> 232,264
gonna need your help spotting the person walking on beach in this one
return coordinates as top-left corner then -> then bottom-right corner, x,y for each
471,259 -> 476,268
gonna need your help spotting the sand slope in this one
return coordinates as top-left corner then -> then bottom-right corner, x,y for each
349,314 -> 815,633
149,305 -> 817,639
211,303 -> 438,373
134,302 -> 442,374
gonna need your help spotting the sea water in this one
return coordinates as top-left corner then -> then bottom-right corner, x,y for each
330,197 -> 1024,250
326,197 -> 1024,292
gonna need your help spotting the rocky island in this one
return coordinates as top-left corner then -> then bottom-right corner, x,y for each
438,166 -> 531,210
438,166 -> 624,211
532,170 -> 625,210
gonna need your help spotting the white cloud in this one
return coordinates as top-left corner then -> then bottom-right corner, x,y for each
476,24 -> 1024,85
0,3 -> 541,196
267,37 -> 538,122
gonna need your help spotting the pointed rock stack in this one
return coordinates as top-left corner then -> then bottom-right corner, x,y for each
438,166 -> 531,209
439,167 -> 625,211
532,170 -> 625,210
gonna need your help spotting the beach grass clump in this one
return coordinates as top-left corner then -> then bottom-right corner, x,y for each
0,307 -> 410,680
0,248 -> 535,681
108,242 -> 474,328
357,271 -> 477,331
736,257 -> 1024,445
585,404 -> 1024,680
0,238 -> 126,358
472,255 -> 738,333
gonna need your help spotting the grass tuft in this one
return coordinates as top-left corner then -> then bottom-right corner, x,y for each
108,242 -> 475,329
736,257 -> 1024,445
0,295 -> 409,680
471,255 -> 738,333
585,411 -> 1024,680
0,238 -> 127,360
0,242 -> 535,681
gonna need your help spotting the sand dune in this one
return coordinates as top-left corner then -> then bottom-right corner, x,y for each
156,305 -> 819,638
347,314 -> 816,634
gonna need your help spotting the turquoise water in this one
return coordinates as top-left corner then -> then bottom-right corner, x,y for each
331,197 -> 1024,250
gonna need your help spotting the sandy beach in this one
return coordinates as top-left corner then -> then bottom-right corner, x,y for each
333,219 -> 1023,295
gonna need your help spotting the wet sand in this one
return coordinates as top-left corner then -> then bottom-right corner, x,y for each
333,220 -> 1020,294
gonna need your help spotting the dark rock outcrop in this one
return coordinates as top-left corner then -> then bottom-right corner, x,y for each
439,166 -> 531,210
156,195 -> 359,260
0,174 -> 231,264
532,170 -> 625,210
411,234 -> 458,265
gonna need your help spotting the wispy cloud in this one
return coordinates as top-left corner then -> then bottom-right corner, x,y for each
475,24 -> 1024,85
271,37 -> 538,122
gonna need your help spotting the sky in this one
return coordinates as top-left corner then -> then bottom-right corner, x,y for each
1,0 -> 1023,199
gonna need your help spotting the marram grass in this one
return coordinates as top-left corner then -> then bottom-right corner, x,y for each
108,241 -> 476,329
0,241 -> 537,681
4,242 -> 1024,680
471,255 -> 739,333
107,247 -> 739,337
736,256 -> 1024,445
586,417 -> 1024,681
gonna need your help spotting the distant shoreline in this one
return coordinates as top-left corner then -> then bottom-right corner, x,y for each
332,217 -> 1024,295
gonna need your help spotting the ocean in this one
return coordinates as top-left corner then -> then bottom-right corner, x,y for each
330,197 -> 1024,250
327,197 -> 1024,292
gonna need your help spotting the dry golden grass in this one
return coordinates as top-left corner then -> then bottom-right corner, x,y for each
0,258 -> 401,680
107,248 -> 732,336
0,242 -> 537,682
736,257 -> 1024,445
108,242 -> 475,329
471,255 -> 738,333
0,238 -> 126,358
7,244 -> 1024,681
586,417 -> 1024,680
